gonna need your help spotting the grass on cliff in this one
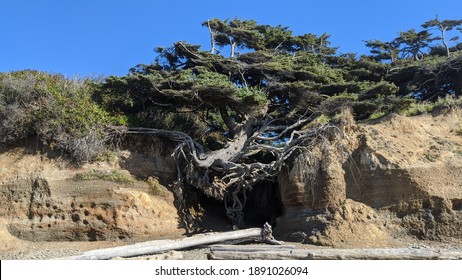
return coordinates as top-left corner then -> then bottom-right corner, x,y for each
400,96 -> 462,117
73,169 -> 134,185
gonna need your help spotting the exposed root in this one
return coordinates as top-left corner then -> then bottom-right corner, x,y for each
125,115 -> 342,229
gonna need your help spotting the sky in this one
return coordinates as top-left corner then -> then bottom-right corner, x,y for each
1,0 -> 462,77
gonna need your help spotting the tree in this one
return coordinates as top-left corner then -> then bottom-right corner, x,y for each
202,18 -> 337,58
102,18 -> 462,230
385,50 -> 462,100
422,16 -> 462,57
364,39 -> 399,63
97,19 -> 375,230
202,18 -> 263,57
394,29 -> 436,60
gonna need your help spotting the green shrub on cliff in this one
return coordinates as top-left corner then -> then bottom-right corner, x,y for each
0,70 -> 118,163
74,169 -> 134,184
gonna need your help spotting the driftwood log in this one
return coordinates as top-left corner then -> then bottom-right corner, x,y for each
208,246 -> 462,260
60,223 -> 281,260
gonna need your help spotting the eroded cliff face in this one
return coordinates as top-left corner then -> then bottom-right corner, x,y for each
0,135 -> 185,242
275,109 -> 462,247
1,110 -> 461,248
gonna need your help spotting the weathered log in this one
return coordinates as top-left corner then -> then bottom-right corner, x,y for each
59,223 -> 281,260
210,244 -> 296,252
209,246 -> 462,260
305,248 -> 462,260
208,249 -> 309,260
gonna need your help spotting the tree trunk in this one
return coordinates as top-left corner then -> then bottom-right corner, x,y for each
231,41 -> 236,58
128,117 -> 254,171
440,26 -> 451,58
210,244 -> 296,252
207,20 -> 216,54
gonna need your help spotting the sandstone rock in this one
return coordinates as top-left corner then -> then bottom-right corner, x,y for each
275,108 -> 462,246
0,135 -> 185,242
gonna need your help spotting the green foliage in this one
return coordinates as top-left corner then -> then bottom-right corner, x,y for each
395,29 -> 437,60
400,101 -> 435,116
237,87 -> 267,105
364,39 -> 399,62
320,93 -> 357,111
0,70 -> 116,163
368,111 -> 387,120
399,95 -> 462,116
94,150 -> 118,163
203,18 -> 337,56
422,16 -> 462,57
359,81 -> 399,100
195,70 -> 234,88
74,169 -> 134,185
366,16 -> 462,62
311,114 -> 331,125
433,95 -> 462,108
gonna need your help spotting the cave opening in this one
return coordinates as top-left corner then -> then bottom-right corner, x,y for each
196,178 -> 284,231
242,179 -> 284,227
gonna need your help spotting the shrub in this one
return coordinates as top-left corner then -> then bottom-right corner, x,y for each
0,71 -> 40,142
0,70 -> 117,163
433,95 -> 462,109
368,111 -> 387,120
311,114 -> 331,125
400,96 -> 462,116
400,101 -> 435,116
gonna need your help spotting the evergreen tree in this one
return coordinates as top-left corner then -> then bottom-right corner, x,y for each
422,16 -> 462,57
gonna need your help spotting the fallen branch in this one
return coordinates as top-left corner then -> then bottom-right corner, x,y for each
59,223 -> 281,260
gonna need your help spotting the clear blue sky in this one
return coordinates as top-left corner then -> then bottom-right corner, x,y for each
1,0 -> 461,77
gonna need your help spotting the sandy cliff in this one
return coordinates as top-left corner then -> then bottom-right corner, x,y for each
275,108 -> 462,247
1,109 -> 462,257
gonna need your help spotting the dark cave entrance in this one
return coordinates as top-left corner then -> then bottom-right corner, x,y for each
197,179 -> 284,231
242,179 -> 284,227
